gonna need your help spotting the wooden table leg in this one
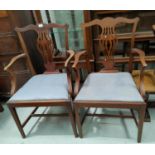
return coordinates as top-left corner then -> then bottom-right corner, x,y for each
0,104 -> 4,112
137,106 -> 146,143
8,106 -> 26,138
67,104 -> 78,137
75,105 -> 83,138
144,108 -> 151,122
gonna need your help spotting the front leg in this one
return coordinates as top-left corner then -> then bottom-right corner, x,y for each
8,105 -> 26,138
75,104 -> 83,138
144,93 -> 151,122
137,105 -> 146,143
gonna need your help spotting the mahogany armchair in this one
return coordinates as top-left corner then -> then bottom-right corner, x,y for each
132,24 -> 155,122
4,23 -> 77,138
73,17 -> 147,142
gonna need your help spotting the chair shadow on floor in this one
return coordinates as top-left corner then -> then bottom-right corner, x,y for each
81,108 -> 135,140
1,105 -> 139,141
24,107 -> 74,138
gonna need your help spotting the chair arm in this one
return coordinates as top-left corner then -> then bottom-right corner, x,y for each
4,53 -> 26,71
130,48 -> 147,98
64,50 -> 75,67
72,50 -> 87,69
64,50 -> 75,97
4,53 -> 27,95
72,50 -> 87,97
130,48 -> 147,68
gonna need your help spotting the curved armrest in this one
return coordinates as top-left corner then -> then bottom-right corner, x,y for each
64,50 -> 75,67
130,48 -> 147,67
4,53 -> 27,95
64,50 -> 75,97
4,53 -> 26,71
71,50 -> 87,97
72,50 -> 87,69
130,48 -> 147,98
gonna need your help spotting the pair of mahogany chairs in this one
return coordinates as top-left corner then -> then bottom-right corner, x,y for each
132,24 -> 155,122
4,17 -> 147,143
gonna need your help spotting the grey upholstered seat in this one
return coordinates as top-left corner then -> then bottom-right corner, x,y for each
9,73 -> 69,102
75,72 -> 144,102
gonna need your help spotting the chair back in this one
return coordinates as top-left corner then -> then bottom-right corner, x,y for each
81,17 -> 139,71
15,23 -> 69,74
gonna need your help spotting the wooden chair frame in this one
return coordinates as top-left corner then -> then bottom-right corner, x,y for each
73,17 -> 147,142
132,24 -> 155,122
4,23 -> 78,138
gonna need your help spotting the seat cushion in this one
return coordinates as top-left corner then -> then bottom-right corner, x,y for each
75,72 -> 144,102
9,73 -> 69,102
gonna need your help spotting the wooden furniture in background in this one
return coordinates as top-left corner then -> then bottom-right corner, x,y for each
73,17 -> 147,142
83,10 -> 155,70
0,10 -> 35,98
4,23 -> 77,138
132,24 -> 155,122
32,10 -> 42,24
0,104 -> 4,112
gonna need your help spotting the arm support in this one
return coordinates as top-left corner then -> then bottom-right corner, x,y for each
72,50 -> 87,97
64,50 -> 75,67
4,53 -> 27,95
129,48 -> 147,98
64,50 -> 75,97
72,50 -> 87,69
